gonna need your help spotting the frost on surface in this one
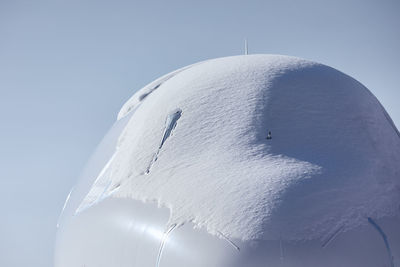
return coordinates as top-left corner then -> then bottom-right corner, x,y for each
78,55 -> 400,241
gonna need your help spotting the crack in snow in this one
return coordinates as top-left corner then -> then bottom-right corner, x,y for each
145,109 -> 182,174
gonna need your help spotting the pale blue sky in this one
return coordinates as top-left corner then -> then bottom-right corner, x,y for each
0,0 -> 399,266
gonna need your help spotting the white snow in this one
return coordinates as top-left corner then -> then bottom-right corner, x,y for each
78,54 -> 400,241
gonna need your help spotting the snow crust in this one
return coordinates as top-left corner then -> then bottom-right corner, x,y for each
78,55 -> 400,241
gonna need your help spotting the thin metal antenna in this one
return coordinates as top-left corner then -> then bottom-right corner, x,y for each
244,39 -> 248,55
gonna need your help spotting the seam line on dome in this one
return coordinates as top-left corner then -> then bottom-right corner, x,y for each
156,224 -> 177,267
217,231 -> 240,252
279,236 -> 284,260
321,225 -> 344,248
368,217 -> 394,267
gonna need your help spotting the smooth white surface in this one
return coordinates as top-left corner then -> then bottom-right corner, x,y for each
77,55 -> 400,241
56,197 -> 400,267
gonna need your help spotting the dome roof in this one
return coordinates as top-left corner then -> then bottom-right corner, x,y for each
78,54 -> 400,241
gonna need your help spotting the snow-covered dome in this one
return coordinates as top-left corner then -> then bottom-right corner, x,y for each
78,54 -> 400,241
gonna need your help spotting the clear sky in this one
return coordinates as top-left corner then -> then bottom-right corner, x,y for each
0,0 -> 399,266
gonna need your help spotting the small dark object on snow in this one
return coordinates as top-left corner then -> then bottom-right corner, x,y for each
266,131 -> 272,140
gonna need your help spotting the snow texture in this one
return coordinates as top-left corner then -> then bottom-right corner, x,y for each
78,55 -> 400,241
